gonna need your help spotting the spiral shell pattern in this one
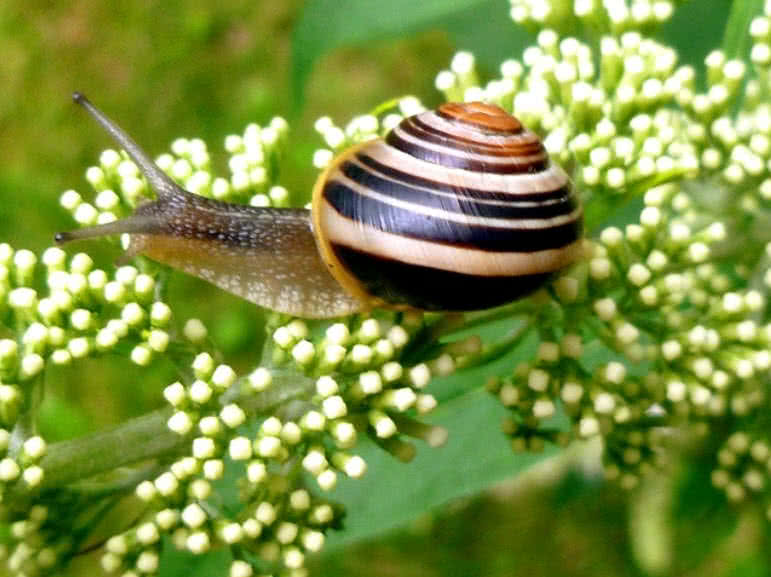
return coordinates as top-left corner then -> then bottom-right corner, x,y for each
313,102 -> 583,311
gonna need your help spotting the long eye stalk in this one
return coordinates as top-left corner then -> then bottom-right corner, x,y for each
55,93 -> 362,318
71,92 -> 184,200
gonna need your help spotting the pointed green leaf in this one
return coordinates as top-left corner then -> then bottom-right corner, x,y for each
290,0 -> 498,110
326,388 -> 561,547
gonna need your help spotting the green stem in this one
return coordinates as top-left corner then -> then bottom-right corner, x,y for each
32,372 -> 314,491
721,0 -> 764,60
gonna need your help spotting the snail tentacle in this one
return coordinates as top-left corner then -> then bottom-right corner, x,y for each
58,93 -> 363,318
72,92 -> 185,201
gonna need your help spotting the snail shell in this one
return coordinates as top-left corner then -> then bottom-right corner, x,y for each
313,101 -> 583,312
57,95 -> 582,318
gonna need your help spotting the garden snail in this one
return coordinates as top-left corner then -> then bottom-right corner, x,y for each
56,93 -> 583,318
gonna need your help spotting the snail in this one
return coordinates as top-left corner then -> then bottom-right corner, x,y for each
56,93 -> 583,318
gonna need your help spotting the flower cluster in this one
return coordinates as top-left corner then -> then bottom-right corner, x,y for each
312,96 -> 426,170
95,309 -> 465,576
436,38 -> 698,219
432,2 -> 771,496
22,246 -> 175,368
508,0 -> 687,34
96,354 -> 335,577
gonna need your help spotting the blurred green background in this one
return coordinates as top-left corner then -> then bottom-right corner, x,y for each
3,1 -> 764,576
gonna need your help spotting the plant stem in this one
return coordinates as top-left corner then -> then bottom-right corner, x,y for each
721,0 -> 764,60
33,372 -> 314,491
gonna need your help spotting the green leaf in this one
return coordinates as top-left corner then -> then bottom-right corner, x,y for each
325,388 -> 560,547
158,538 -> 230,577
659,0 -> 732,67
443,0 -> 534,74
670,459 -> 739,572
290,0 -> 496,110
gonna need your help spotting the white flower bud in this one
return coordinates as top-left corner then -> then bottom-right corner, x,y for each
330,421 -> 357,446
322,395 -> 347,419
135,480 -> 157,502
358,371 -> 382,395
247,460 -> 267,484
255,502 -> 277,525
248,367 -> 272,391
230,560 -> 253,577
533,398 -> 555,419
183,318 -> 208,342
0,458 -> 20,481
527,369 -> 549,392
60,189 -> 82,210
325,323 -> 350,345
68,337 -> 91,359
688,242 -> 710,262
136,522 -> 160,545
628,263 -> 652,286
198,416 -> 221,437
317,468 -> 338,491
9,287 -> 37,309
23,436 -> 46,459
146,329 -> 169,352
275,521 -> 299,545
313,149 -> 334,168
578,416 -> 600,437
203,459 -> 224,480
189,479 -> 212,500
594,392 -> 616,414
283,546 -> 305,569
186,531 -> 211,554
369,410 -> 397,438
229,437 -> 253,461
121,302 -> 145,326
416,393 -> 438,413
316,375 -> 339,397
182,503 -> 207,529
154,471 -> 180,496
167,411 -> 194,435
594,297 -> 617,320
189,380 -> 213,404
192,437 -> 216,459
302,529 -> 326,552
357,318 -> 381,342
560,382 -> 583,404
101,553 -> 122,573
380,388 -> 416,412
103,280 -> 126,303
350,343 -> 373,364
20,354 -> 44,380
388,325 -> 409,348
211,364 -> 236,389
255,436 -> 282,458
408,363 -> 431,388
301,410 -> 326,431
302,448 -> 328,475
381,361 -> 404,382
220,404 -> 246,428
22,465 -> 44,486
285,320 -> 308,341
639,285 -> 658,305
292,340 -> 315,364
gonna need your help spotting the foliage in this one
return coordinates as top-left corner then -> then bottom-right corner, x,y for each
0,1 -> 770,576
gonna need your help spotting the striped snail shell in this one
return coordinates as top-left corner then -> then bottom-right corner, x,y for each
57,96 -> 583,318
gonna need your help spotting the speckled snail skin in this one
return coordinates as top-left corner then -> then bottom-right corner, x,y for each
56,93 -> 584,318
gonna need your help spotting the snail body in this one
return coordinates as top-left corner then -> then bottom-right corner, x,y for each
57,95 -> 583,318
